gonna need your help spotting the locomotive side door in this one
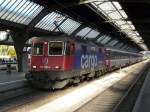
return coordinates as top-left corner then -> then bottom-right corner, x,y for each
64,41 -> 75,70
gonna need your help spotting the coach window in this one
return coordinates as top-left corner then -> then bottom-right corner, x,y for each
33,43 -> 43,55
49,42 -> 63,55
91,47 -> 96,54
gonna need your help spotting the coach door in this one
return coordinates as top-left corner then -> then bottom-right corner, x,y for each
105,49 -> 110,69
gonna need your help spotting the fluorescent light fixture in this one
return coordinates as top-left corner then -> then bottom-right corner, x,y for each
99,2 -> 115,11
0,31 -> 8,41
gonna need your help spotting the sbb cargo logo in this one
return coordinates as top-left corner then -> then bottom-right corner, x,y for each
81,55 -> 97,69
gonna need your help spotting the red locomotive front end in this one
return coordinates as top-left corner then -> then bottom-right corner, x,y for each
26,36 -> 75,89
31,41 -> 65,71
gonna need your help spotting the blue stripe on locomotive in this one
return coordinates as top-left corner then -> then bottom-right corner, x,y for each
74,43 -> 104,69
74,44 -> 82,69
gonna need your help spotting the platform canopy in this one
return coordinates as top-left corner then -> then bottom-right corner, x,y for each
0,0 -> 149,52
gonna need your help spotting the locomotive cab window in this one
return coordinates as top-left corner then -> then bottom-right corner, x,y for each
33,43 -> 43,55
49,41 -> 63,55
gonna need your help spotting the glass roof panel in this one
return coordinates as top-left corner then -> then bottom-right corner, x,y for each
119,10 -> 128,18
130,25 -> 135,30
36,12 -> 81,35
127,21 -> 132,25
99,2 -> 115,11
96,35 -> 106,42
59,18 -> 81,35
112,2 -> 122,10
107,39 -> 118,46
108,11 -> 122,19
0,0 -> 43,25
120,24 -> 130,29
76,27 -> 91,37
111,40 -> 119,46
35,12 -> 66,31
91,1 -> 148,50
101,36 -> 111,44
117,43 -> 124,48
115,20 -> 126,25
136,32 -> 140,36
85,30 -> 99,39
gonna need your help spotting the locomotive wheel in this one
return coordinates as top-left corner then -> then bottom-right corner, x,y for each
51,80 -> 69,89
72,77 -> 80,86
94,71 -> 99,78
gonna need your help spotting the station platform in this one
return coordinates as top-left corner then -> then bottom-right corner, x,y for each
132,68 -> 150,112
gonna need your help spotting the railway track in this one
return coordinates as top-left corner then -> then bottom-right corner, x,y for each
0,79 -> 33,102
75,61 -> 149,112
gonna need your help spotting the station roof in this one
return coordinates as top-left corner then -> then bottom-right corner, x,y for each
119,1 -> 150,50
0,0 -> 149,52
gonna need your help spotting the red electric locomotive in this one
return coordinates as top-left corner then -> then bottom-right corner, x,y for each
25,34 -> 107,89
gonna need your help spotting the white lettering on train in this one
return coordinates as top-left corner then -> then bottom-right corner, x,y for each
81,55 -> 97,69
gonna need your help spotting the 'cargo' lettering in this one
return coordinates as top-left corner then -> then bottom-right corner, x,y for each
81,55 -> 97,69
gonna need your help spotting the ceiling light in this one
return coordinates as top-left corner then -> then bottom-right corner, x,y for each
0,31 -> 8,41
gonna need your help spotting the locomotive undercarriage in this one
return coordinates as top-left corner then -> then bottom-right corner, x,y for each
25,61 -> 140,89
25,66 -> 106,89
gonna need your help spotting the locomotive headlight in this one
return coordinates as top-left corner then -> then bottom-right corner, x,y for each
33,66 -> 37,68
55,66 -> 61,69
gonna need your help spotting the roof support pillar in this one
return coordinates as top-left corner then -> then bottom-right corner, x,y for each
10,31 -> 29,72
9,8 -> 50,72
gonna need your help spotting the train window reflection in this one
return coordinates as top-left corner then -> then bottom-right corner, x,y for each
49,42 -> 63,55
33,43 -> 43,55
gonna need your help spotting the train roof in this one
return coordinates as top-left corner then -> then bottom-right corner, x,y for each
31,35 -> 103,47
106,47 -> 143,56
31,34 -> 70,41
